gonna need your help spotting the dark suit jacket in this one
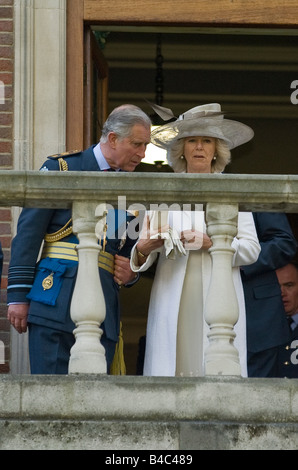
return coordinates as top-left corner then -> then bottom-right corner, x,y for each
7,146 -> 137,344
277,323 -> 298,378
241,212 -> 297,353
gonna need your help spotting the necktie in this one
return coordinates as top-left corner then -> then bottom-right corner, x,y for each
287,316 -> 294,330
103,168 -> 115,171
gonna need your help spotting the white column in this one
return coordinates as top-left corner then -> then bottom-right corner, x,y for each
14,0 -> 67,171
68,202 -> 107,374
33,0 -> 67,166
204,203 -> 241,376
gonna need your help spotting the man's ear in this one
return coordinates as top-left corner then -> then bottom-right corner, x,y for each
108,132 -> 117,149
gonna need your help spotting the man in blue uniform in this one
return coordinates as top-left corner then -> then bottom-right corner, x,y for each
276,261 -> 298,378
7,104 -> 151,374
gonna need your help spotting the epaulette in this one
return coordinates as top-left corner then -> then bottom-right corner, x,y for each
47,149 -> 81,159
47,150 -> 81,172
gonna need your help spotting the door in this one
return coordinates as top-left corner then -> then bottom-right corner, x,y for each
84,27 -> 109,148
66,0 -> 298,374
67,0 -> 298,151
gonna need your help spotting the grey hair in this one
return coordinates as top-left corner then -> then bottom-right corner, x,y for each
167,138 -> 231,173
100,104 -> 151,143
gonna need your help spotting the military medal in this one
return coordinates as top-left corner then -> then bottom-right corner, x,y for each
42,272 -> 54,290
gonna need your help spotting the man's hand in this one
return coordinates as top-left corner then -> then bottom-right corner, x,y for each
114,255 -> 137,286
7,303 -> 29,334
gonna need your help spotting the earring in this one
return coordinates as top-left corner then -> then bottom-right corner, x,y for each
213,154 -> 217,160
180,155 -> 185,159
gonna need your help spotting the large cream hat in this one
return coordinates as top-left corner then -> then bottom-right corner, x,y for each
150,103 -> 254,150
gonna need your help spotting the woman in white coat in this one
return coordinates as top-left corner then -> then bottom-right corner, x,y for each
131,103 -> 260,377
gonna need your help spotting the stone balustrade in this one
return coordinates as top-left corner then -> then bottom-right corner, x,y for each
1,171 -> 298,376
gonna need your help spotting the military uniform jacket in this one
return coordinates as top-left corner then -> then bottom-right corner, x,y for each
7,146 -> 137,342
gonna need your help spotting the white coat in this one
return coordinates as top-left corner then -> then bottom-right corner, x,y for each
130,210 -> 260,377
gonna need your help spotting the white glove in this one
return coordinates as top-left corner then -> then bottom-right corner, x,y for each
170,227 -> 186,257
151,227 -> 186,259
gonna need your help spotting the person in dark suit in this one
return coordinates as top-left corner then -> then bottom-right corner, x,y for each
241,212 -> 297,377
275,261 -> 298,378
6,104 -> 151,374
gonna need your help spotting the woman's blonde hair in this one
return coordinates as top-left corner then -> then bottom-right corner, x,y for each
167,137 -> 231,173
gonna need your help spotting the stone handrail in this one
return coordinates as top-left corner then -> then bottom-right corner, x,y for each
0,171 -> 298,211
1,171 -> 298,375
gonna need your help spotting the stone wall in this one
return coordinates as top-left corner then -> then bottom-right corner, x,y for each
1,374 -> 298,450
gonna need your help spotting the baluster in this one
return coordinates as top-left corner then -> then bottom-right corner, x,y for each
68,201 -> 107,374
204,203 -> 241,375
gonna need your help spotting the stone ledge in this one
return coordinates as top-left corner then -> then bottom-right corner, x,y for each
1,375 -> 298,450
1,171 -> 298,212
1,375 -> 298,422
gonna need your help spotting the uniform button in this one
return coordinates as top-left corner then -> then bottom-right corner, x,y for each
284,361 -> 290,366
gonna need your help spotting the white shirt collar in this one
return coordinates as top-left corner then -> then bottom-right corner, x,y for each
291,312 -> 298,325
93,143 -> 122,171
93,143 -> 110,170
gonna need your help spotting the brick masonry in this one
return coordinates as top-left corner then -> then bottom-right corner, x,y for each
0,0 -> 13,373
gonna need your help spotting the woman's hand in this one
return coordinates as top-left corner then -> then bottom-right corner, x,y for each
136,215 -> 167,264
181,229 -> 212,251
